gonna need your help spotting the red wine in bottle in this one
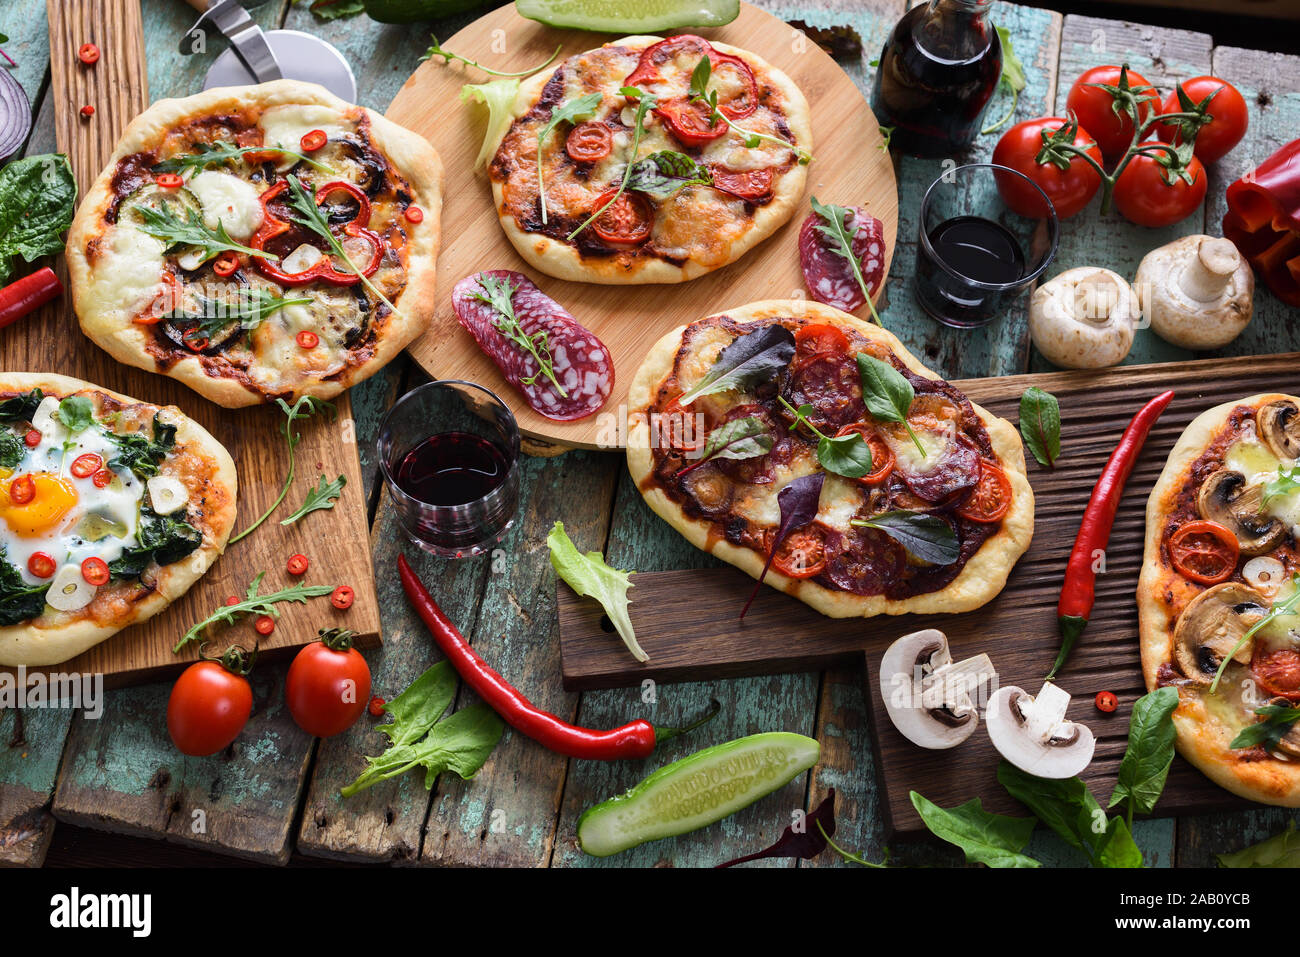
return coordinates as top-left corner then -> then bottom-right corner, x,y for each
395,431 -> 509,507
871,0 -> 1003,157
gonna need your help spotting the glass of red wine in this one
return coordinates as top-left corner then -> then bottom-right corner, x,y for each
913,163 -> 1059,328
378,380 -> 521,558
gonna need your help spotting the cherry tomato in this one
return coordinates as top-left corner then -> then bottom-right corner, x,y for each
794,322 -> 850,360
296,330 -> 319,349
167,659 -> 253,756
956,460 -> 1013,523
1252,648 -> 1300,701
27,552 -> 56,579
656,98 -> 727,147
9,474 -> 34,505
80,557 -> 109,586
78,43 -> 100,65
591,189 -> 654,245
286,629 -> 372,737
212,251 -> 240,277
156,172 -> 183,189
23,430 -> 40,447
287,553 -> 309,576
368,695 -> 386,717
1065,65 -> 1158,160
1168,519 -> 1239,584
70,453 -> 103,478
299,128 -> 328,152
254,615 -> 275,636
331,585 -> 354,609
655,393 -> 707,454
404,205 -> 423,224
1155,76 -> 1248,165
1095,691 -> 1119,713
92,469 -> 112,488
565,121 -> 614,163
1113,147 -> 1207,228
834,424 -> 895,485
710,166 -> 774,201
771,524 -> 828,579
992,117 -> 1104,219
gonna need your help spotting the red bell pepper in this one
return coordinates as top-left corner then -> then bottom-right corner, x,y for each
1222,138 -> 1300,307
252,180 -> 383,287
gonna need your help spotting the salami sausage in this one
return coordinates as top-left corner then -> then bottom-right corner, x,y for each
799,206 -> 886,312
822,526 -> 905,595
451,270 -> 613,421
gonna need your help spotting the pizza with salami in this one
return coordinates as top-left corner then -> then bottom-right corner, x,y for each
627,300 -> 1034,617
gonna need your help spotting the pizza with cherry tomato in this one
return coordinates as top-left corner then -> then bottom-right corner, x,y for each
627,301 -> 1034,617
67,80 -> 442,408
0,373 -> 236,667
1139,393 -> 1300,806
487,34 -> 812,284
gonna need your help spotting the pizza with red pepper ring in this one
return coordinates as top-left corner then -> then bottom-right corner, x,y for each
487,34 -> 812,284
627,300 -> 1035,618
67,80 -> 442,408
1139,393 -> 1300,807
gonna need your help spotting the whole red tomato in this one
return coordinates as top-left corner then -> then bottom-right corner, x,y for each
167,655 -> 254,757
1066,65 -> 1158,160
286,628 -> 371,738
1155,76 -> 1249,164
1113,146 -> 1208,227
993,117 -> 1104,218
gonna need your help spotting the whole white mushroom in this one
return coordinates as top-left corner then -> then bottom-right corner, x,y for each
1136,235 -> 1254,349
1028,267 -> 1139,369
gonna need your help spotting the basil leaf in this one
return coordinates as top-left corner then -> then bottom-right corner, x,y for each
548,521 -> 645,662
1019,386 -> 1061,468
56,396 -> 94,433
378,661 -> 458,748
741,472 -> 824,618
1097,816 -> 1144,868
1108,686 -> 1178,815
852,510 -> 958,565
855,354 -> 914,424
626,150 -> 713,200
537,91 -> 604,223
1218,822 -> 1300,868
0,389 -> 44,423
910,792 -> 1040,868
679,324 -> 795,405
0,154 -> 77,285
817,432 -> 872,479
997,761 -> 1143,867
1229,703 -> 1300,751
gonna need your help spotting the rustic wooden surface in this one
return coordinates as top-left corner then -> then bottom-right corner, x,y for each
1,0 -> 1297,868
389,1 -> 898,449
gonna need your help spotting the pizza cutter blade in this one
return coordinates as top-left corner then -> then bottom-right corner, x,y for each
181,0 -> 357,102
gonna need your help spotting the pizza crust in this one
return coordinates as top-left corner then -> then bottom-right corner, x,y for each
67,79 -> 443,408
488,36 -> 811,285
1138,392 -> 1300,806
627,300 -> 1034,617
0,373 -> 237,666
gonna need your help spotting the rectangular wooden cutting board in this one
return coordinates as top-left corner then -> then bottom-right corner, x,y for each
0,0 -> 380,689
557,352 -> 1299,831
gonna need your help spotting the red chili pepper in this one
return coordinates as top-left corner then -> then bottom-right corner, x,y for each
1049,390 -> 1174,679
397,553 -> 718,760
287,553 -> 309,576
78,43 -> 100,65
70,453 -> 103,478
1095,691 -> 1118,713
404,205 -> 423,224
0,267 -> 63,330
23,430 -> 40,448
79,104 -> 94,118
1223,138 -> 1300,307
300,129 -> 328,152
27,552 -> 56,579
92,468 -> 112,488
156,172 -> 183,189
330,585 -> 354,609
251,181 -> 382,287
254,615 -> 275,636
81,557 -> 109,587
368,695 -> 386,717
296,330 -> 318,349
225,595 -> 240,606
9,474 -> 34,505
212,251 -> 239,277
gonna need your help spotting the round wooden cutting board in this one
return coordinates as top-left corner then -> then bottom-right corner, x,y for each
387,2 -> 898,449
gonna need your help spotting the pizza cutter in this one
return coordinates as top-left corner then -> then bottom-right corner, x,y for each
179,0 -> 357,102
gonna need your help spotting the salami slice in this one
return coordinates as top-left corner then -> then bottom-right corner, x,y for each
799,206 -> 886,312
451,270 -> 613,422
898,434 -> 981,503
822,526 -> 905,595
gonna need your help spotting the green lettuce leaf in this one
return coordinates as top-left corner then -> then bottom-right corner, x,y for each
547,520 -> 645,662
461,78 -> 521,170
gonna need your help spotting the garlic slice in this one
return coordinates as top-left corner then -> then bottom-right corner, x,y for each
176,246 -> 207,272
147,476 -> 189,515
282,243 -> 324,276
1243,556 -> 1287,597
47,563 -> 97,612
31,395 -> 67,441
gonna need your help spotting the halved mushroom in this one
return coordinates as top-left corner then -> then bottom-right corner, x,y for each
985,682 -> 1095,778
879,629 -> 997,750
1197,469 -> 1286,556
1257,400 -> 1300,461
1173,581 -> 1268,685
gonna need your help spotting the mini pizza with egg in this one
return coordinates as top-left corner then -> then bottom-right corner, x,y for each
0,373 -> 236,666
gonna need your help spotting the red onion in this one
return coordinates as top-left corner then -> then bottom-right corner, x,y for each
0,68 -> 32,162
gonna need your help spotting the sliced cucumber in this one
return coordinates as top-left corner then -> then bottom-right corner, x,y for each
515,0 -> 739,33
577,732 -> 819,857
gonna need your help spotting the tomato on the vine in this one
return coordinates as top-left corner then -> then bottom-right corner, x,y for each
993,117 -> 1104,219
1155,76 -> 1248,165
167,650 -> 254,756
1065,65 -> 1158,160
286,628 -> 372,738
1113,147 -> 1207,227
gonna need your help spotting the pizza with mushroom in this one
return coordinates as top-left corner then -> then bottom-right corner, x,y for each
0,373 -> 236,667
1139,393 -> 1300,806
487,34 -> 812,284
67,80 -> 442,408
627,301 -> 1034,617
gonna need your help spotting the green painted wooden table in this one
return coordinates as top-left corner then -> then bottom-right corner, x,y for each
2,0 -> 1298,868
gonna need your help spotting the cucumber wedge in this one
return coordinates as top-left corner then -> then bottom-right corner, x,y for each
577,732 -> 820,857
514,0 -> 740,33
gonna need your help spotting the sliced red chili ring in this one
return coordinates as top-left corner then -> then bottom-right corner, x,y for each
296,330 -> 319,349
27,552 -> 56,579
710,166 -> 774,201
9,474 -> 34,505
23,430 -> 41,447
78,43 -> 100,65
70,453 -> 104,478
255,615 -> 276,636
81,557 -> 109,586
182,329 -> 209,352
834,424 -> 894,485
212,251 -> 240,277
404,205 -> 424,223
287,553 -> 309,576
770,524 -> 828,579
300,128 -> 328,152
225,595 -> 240,606
92,469 -> 112,489
956,460 -> 1013,524
80,105 -> 95,118
1168,519 -> 1240,585
134,272 -> 181,326
368,695 -> 386,717
566,121 -> 614,163
591,189 -> 654,245
156,172 -> 183,189
1095,691 -> 1118,713
331,585 -> 355,609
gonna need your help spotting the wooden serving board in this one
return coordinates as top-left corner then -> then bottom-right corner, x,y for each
557,352 -> 1300,831
386,2 -> 898,450
0,0 -> 380,689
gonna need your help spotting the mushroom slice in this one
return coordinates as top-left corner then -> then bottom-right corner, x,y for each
1173,582 -> 1267,685
1257,400 -> 1300,461
879,629 -> 997,750
1197,469 -> 1286,556
986,682 -> 1096,778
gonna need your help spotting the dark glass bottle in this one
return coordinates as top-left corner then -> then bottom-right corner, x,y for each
870,0 -> 1003,158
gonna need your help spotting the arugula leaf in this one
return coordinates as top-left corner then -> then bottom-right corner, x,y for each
108,508 -> 202,579
810,196 -> 882,325
997,761 -> 1143,867
1019,386 -> 1061,468
851,510 -> 959,565
152,139 -> 332,175
424,34 -> 561,78
910,792 -> 1040,868
536,92 -> 604,224
1218,822 -> 1300,868
0,154 -> 76,285
856,354 -> 925,456
678,323 -> 795,405
678,416 -> 773,476
131,202 -> 272,265
162,288 -> 314,342
878,125 -> 894,151
567,86 -> 660,241
625,150 -> 713,200
461,79 -> 522,170
0,547 -> 50,627
174,571 -> 336,652
108,413 -> 176,479
548,521 -> 645,662
1263,464 -> 1300,507
0,389 -> 43,423
778,397 -> 872,479
741,472 -> 824,619
55,396 -> 94,434
280,473 -> 346,527
979,26 -> 1027,135
377,661 -> 458,748
1211,574 -> 1300,693
0,431 -> 23,469
1109,686 -> 1178,821
688,57 -> 813,165
1229,703 -> 1300,751
471,272 -> 566,396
